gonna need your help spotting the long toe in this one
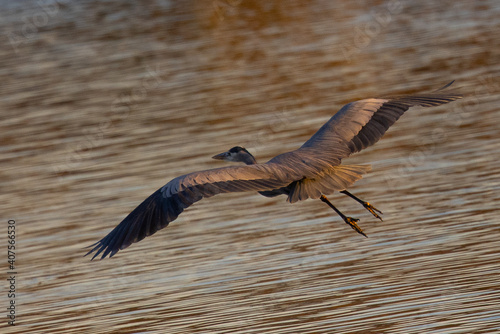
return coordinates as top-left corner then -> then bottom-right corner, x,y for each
363,202 -> 383,221
344,217 -> 367,237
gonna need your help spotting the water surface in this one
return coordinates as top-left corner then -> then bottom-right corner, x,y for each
1,1 -> 499,333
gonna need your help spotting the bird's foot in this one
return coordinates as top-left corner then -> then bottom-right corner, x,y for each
344,217 -> 367,238
362,202 -> 383,221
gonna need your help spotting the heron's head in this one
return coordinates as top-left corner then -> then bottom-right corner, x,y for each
212,146 -> 257,165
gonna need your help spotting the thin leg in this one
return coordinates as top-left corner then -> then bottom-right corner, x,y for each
320,195 -> 367,238
340,190 -> 383,221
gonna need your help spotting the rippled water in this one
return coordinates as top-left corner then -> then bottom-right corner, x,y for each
1,1 -> 500,333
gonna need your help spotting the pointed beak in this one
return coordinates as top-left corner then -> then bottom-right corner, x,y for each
212,152 -> 227,160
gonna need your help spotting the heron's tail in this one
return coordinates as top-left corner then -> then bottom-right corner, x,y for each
287,164 -> 371,203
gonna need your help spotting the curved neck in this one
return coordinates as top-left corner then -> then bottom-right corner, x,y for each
242,152 -> 257,165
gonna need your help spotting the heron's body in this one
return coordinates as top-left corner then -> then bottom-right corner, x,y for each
87,83 -> 462,260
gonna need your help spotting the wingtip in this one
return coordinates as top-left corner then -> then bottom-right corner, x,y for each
84,242 -> 108,261
84,250 -> 98,261
435,80 -> 455,91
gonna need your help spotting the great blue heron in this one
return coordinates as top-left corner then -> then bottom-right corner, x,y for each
86,83 -> 462,260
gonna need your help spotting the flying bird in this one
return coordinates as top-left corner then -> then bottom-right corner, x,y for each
86,82 -> 462,260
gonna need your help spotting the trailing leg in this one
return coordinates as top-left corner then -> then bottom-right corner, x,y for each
320,195 -> 367,237
340,190 -> 383,221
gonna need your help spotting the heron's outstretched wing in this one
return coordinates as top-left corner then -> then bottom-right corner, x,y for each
270,89 -> 462,174
86,164 -> 296,260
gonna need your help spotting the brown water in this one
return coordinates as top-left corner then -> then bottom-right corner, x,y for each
1,1 -> 500,333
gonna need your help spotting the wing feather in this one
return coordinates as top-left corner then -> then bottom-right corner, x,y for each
86,164 -> 295,259
284,91 -> 462,172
